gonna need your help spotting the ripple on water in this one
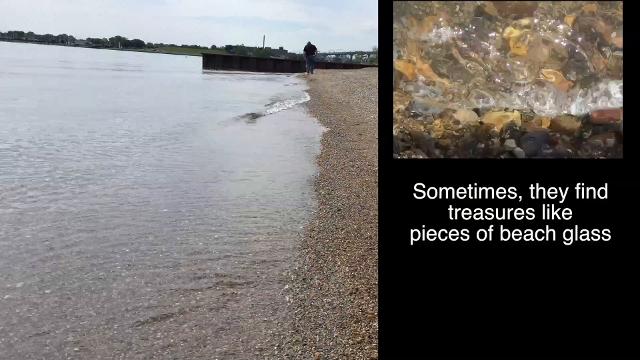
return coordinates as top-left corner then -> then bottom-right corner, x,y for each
0,41 -> 322,358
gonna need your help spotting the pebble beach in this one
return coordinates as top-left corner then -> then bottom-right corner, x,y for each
275,68 -> 379,359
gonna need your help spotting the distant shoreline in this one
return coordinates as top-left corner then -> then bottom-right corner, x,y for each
0,39 -> 224,57
0,39 -> 379,64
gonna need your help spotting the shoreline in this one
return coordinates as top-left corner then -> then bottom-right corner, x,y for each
277,68 -> 378,359
0,39 -> 219,57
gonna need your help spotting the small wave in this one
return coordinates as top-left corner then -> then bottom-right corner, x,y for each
264,91 -> 310,115
238,91 -> 310,121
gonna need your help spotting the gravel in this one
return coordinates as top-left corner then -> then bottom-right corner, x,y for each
274,68 -> 378,359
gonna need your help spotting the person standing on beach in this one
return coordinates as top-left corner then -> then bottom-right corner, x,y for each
303,41 -> 318,74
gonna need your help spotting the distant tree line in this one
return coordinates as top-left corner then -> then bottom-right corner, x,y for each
0,30 -> 292,56
0,30 -> 148,48
0,30 -> 377,64
0,30 -> 78,45
85,36 -> 145,49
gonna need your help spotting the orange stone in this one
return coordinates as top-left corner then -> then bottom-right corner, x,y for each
590,109 -> 622,124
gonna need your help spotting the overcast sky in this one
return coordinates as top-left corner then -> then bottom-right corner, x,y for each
0,0 -> 378,52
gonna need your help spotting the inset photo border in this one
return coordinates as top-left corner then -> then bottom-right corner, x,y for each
392,1 -> 623,159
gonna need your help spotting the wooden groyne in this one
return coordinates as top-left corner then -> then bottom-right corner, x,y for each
202,53 -> 377,73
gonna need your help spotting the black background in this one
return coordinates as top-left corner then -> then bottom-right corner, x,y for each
379,1 -> 637,358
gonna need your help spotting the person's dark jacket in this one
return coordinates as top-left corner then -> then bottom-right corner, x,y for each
303,43 -> 317,56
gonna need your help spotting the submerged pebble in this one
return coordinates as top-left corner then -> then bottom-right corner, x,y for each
513,147 -> 526,158
550,115 -> 581,135
504,139 -> 517,150
393,1 -> 623,158
590,108 -> 622,124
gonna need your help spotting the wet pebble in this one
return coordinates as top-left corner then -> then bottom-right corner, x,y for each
481,111 -> 522,131
550,115 -> 581,135
551,145 -> 573,158
393,1 -> 622,159
588,132 -> 617,148
409,130 -> 436,156
589,109 -> 622,125
410,98 -> 444,116
504,138 -> 517,150
513,147 -> 526,158
492,1 -> 538,19
393,133 -> 411,154
520,131 -> 551,157
501,122 -> 522,142
453,109 -> 479,126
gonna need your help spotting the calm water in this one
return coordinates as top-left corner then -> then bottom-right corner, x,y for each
0,42 -> 322,358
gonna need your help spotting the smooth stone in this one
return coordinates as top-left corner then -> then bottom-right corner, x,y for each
512,147 -> 526,158
412,148 -> 428,158
393,133 -> 412,153
543,145 -> 572,158
520,131 -> 551,157
501,122 -> 522,142
481,111 -> 522,131
504,138 -> 517,150
453,109 -> 479,126
436,138 -> 452,149
492,1 -> 538,19
590,109 -> 622,124
409,130 -> 436,155
550,115 -> 581,135
588,132 -> 617,148
591,139 -> 605,147
410,98 -> 444,116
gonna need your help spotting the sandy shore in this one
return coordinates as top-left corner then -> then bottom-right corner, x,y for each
276,68 -> 378,359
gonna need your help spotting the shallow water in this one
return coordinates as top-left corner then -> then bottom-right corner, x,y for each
394,1 -> 623,116
0,42 -> 322,358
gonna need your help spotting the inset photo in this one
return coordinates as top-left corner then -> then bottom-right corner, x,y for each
393,1 -> 622,158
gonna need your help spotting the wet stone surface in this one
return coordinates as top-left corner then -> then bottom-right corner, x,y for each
393,1 -> 622,158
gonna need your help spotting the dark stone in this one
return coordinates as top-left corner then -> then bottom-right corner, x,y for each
461,133 -> 477,152
472,124 -> 495,143
520,131 -> 551,157
501,122 -> 523,142
240,112 -> 263,120
543,145 -> 573,158
574,16 -> 610,45
393,132 -> 412,154
436,138 -> 453,150
474,4 -> 498,20
412,148 -> 428,158
409,130 -> 436,156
